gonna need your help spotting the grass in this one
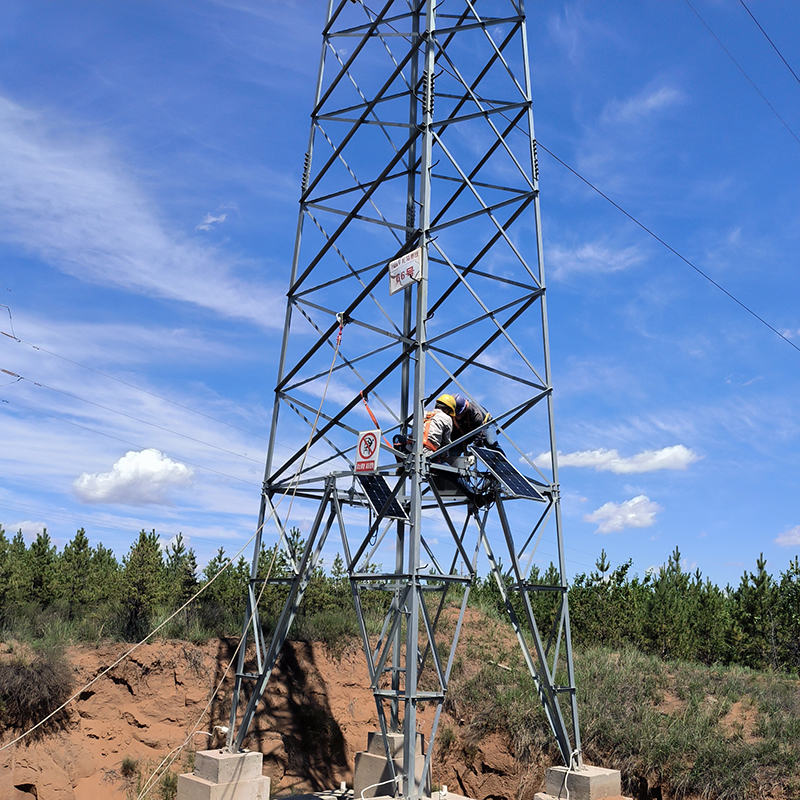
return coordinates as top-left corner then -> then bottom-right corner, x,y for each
444,640 -> 800,800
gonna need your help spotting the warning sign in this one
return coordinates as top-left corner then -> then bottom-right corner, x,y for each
388,247 -> 422,295
355,429 -> 381,473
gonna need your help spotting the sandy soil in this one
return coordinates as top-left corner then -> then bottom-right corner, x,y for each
0,637 -> 536,800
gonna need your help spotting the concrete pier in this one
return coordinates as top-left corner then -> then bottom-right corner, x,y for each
177,749 -> 271,800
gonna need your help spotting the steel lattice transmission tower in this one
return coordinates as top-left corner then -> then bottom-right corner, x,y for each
227,0 -> 582,794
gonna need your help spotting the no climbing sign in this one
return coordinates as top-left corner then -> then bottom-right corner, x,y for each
355,429 -> 381,473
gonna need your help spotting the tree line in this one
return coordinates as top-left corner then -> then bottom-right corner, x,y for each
1,524 -> 798,674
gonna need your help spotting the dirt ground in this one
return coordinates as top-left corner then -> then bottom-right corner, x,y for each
0,637 -> 543,800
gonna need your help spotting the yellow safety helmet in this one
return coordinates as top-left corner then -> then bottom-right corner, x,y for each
436,393 -> 457,416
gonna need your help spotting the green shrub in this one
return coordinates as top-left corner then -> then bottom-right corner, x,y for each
0,647 -> 74,734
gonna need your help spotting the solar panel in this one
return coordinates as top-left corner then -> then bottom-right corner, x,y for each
471,447 -> 546,501
357,474 -> 408,520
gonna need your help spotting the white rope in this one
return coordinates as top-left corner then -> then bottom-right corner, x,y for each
136,317 -> 347,798
0,529 -> 258,752
361,775 -> 402,800
561,749 -> 581,800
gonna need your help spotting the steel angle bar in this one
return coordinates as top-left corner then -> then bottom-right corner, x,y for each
320,0 -> 351,38
423,357 -> 547,448
418,534 -> 445,576
293,260 -> 382,298
357,8 -> 418,108
494,496 -> 575,764
428,192 -> 535,233
293,279 -> 404,342
307,202 -> 412,230
362,517 -> 398,568
428,99 -> 529,129
312,123 -> 407,235
425,250 -> 546,385
430,52 -> 535,194
427,480 -> 479,570
293,130 -> 421,293
314,0 -> 399,117
419,514 -> 480,669
318,114 -> 415,130
417,589 -> 446,688
518,502 -> 555,569
304,162 -> 413,210
326,9 -> 416,41
429,169 -> 532,197
544,595 -> 567,663
232,482 -> 336,752
434,20 -> 523,144
434,17 -> 523,37
278,263 -> 400,395
424,291 -> 544,407
274,350 -> 409,482
428,195 -> 538,317
419,572 -> 474,792
282,394 -> 360,446
478,523 -> 572,763
430,108 -> 529,229
277,409 -> 355,477
433,263 -> 539,293
428,345 -> 543,389
463,0 -> 528,97
323,46 -> 411,145
262,496 -> 302,574
478,525 -> 544,695
425,290 -> 540,345
302,212 -> 404,338
303,43 -> 419,204
349,483 -> 406,568
282,335 -> 398,393
430,134 -> 536,283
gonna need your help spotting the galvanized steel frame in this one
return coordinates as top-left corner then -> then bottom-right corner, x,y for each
227,0 -> 583,795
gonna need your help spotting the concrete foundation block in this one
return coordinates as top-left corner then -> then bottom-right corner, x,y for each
353,751 -> 429,799
194,750 -> 265,785
177,749 -> 270,800
366,731 -> 425,758
177,772 -> 270,800
544,765 -> 622,800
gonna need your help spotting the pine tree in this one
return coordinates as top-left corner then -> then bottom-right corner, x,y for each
121,529 -> 166,641
734,553 -> 779,669
26,528 -> 57,607
776,556 -> 800,672
57,528 -> 93,616
164,533 -> 198,608
0,525 -> 10,615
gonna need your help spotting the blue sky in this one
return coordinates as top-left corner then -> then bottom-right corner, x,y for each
0,0 -> 798,589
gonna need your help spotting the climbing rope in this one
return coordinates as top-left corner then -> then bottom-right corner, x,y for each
136,313 -> 349,797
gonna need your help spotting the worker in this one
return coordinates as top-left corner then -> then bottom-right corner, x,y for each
422,394 -> 457,463
452,393 -> 501,451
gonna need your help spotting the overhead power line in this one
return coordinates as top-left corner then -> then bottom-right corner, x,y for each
739,0 -> 800,87
1,367 -> 263,464
1,330 -> 270,442
536,142 -> 800,357
0,396 -> 261,488
684,0 -> 800,146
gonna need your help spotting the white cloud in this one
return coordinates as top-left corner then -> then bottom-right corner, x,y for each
775,526 -> 800,547
547,240 -> 645,279
196,212 -> 228,232
6,520 -> 48,541
0,97 -> 282,328
73,449 -> 194,506
602,86 -> 684,125
584,495 -> 662,534
533,445 -> 700,474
